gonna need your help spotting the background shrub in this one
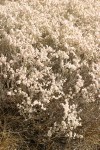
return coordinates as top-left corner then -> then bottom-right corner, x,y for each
0,0 -> 100,149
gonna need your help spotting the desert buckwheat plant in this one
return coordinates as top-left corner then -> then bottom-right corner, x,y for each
0,0 -> 100,150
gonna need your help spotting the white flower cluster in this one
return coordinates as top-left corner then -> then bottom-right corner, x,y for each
0,0 -> 100,139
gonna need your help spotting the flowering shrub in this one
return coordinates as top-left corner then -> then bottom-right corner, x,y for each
0,0 -> 100,149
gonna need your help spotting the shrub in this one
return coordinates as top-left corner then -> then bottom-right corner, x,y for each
0,0 -> 100,149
